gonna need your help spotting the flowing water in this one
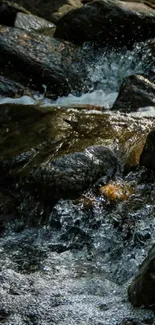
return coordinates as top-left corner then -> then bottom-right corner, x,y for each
0,42 -> 153,109
1,42 -> 155,324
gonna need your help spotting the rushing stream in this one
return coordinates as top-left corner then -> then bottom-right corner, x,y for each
0,42 -> 152,109
1,41 -> 155,324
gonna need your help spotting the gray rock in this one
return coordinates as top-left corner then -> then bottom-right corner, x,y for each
0,26 -> 87,97
31,145 -> 119,201
15,12 -> 55,32
112,75 -> 155,112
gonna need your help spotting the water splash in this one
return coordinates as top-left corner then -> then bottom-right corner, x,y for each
0,42 -> 152,109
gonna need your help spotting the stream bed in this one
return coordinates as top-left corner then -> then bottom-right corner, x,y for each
1,40 -> 155,325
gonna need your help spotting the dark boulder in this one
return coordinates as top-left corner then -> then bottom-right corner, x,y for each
54,0 -> 155,48
0,26 -> 87,98
139,130 -> 155,170
0,75 -> 39,98
30,145 -> 119,202
0,0 -> 29,27
112,75 -> 155,112
128,244 -> 155,308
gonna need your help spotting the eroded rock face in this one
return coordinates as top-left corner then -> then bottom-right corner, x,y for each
54,0 -> 155,48
0,26 -> 86,98
128,244 -> 155,307
112,75 -> 155,112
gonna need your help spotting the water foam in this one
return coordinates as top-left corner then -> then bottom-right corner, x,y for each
0,42 -> 152,109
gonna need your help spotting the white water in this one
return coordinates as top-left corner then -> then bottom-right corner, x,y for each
0,42 -> 153,112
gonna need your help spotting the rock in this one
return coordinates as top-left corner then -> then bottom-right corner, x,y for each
112,75 -> 155,112
128,244 -> 155,307
10,0 -> 83,23
144,39 -> 155,82
50,1 -> 83,23
99,180 -> 134,202
0,103 -> 154,224
0,26 -> 87,98
0,103 -> 153,178
54,0 -> 155,48
0,0 -> 29,27
30,145 -> 119,201
15,12 -> 55,32
0,75 -> 39,98
139,130 -> 155,170
120,0 -> 155,11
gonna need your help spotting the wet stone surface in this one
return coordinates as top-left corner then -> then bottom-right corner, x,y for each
0,104 -> 155,323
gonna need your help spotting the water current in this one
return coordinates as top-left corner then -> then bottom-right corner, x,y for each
1,42 -> 155,325
0,42 -> 153,110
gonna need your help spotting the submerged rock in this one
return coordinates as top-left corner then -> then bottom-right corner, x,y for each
128,244 -> 155,308
0,26 -> 87,98
139,130 -> 155,170
54,0 -> 155,48
99,180 -> 134,202
112,75 -> 155,112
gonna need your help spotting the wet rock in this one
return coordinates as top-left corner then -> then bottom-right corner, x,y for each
144,39 -> 155,83
139,130 -> 155,170
50,0 -> 83,23
0,26 -> 86,97
0,103 -> 154,225
99,180 -> 134,202
15,12 -> 55,32
112,75 -> 155,112
54,0 -> 155,48
0,75 -> 39,98
31,145 -> 119,201
128,244 -> 155,307
11,0 -> 83,23
0,104 -> 153,179
0,0 -> 29,27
